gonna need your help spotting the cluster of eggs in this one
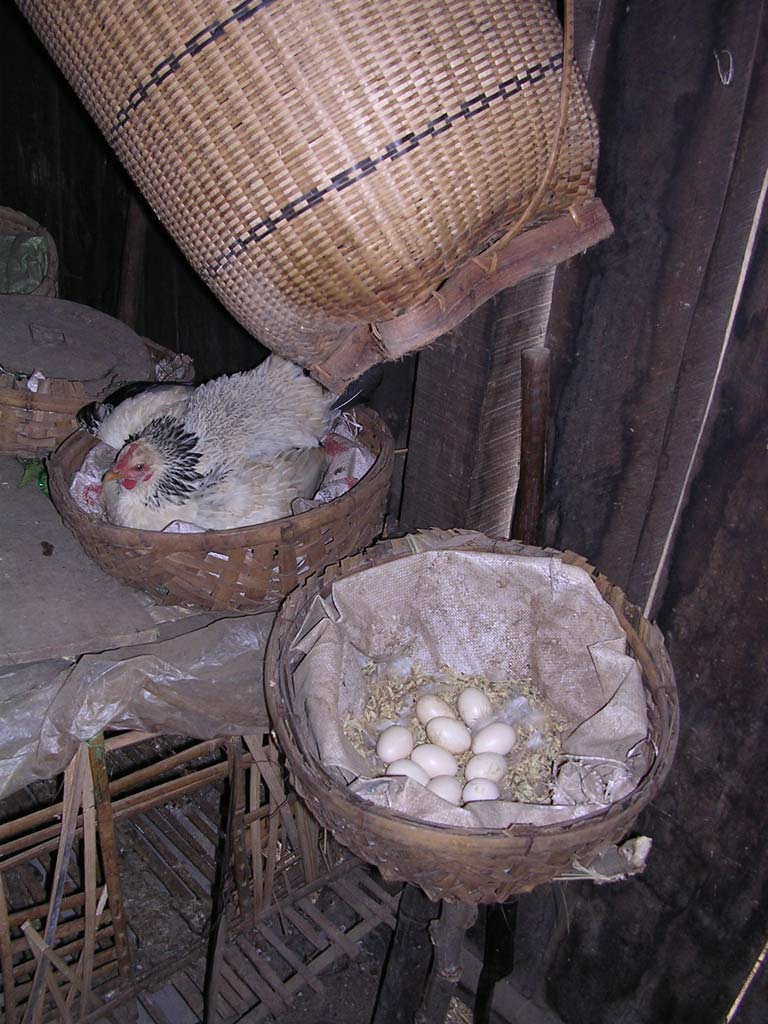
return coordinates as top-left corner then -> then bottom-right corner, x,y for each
375,687 -> 516,805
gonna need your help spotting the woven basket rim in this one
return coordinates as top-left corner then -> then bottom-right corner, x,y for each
0,379 -> 87,412
48,406 -> 392,550
266,535 -> 680,842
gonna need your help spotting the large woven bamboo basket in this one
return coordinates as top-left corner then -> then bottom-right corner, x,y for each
0,375 -> 90,459
265,532 -> 679,904
19,1 -> 602,388
48,408 -> 394,613
0,206 -> 59,297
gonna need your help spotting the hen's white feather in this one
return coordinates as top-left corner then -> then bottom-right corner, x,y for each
97,386 -> 191,450
185,356 -> 334,472
103,445 -> 326,531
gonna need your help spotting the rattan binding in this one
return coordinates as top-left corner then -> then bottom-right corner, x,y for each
20,1 -> 601,385
265,531 -> 679,904
48,407 -> 394,613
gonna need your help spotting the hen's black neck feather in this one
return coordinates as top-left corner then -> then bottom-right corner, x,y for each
134,417 -> 205,507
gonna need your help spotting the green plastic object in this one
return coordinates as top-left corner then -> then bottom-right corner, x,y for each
0,233 -> 49,294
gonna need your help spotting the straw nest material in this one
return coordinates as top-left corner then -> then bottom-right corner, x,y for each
265,532 -> 679,904
48,407 -> 394,613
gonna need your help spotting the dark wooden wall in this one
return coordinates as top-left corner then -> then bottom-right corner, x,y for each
524,2 -> 768,1022
545,0 -> 768,613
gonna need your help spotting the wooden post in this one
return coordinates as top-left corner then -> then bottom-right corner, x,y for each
22,745 -> 88,1024
415,901 -> 478,1024
230,740 -> 252,918
0,872 -> 19,1024
370,885 -> 439,1024
511,345 -> 551,545
86,735 -> 133,984
474,901 -> 519,1024
65,761 -> 98,1016
204,737 -> 239,1023
116,195 -> 148,329
249,753 -> 264,914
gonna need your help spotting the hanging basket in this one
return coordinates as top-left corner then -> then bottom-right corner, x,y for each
19,0 -> 609,389
265,531 -> 679,903
48,407 -> 394,613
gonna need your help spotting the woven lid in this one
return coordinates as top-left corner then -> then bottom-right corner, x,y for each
0,296 -> 154,382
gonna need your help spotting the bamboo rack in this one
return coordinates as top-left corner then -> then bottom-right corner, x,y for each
0,732 -> 319,1021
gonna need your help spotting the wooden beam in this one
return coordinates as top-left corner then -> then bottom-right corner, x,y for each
378,200 -> 612,358
511,347 -> 551,545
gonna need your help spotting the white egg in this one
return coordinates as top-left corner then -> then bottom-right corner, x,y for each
425,716 -> 472,754
385,759 -> 429,786
471,722 -> 517,756
376,725 -> 415,764
426,775 -> 463,805
465,752 -> 508,783
457,687 -> 492,728
462,778 -> 500,802
410,743 -> 459,778
415,695 -> 456,726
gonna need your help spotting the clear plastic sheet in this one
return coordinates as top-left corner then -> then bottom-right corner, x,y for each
291,549 -> 653,829
0,614 -> 273,799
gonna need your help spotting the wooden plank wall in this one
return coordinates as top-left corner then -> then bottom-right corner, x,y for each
399,273 -> 555,537
544,0 -> 768,613
0,5 -> 265,381
522,192 -> 768,1024
523,2 -> 768,1023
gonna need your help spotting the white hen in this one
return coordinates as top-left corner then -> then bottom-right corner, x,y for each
101,356 -> 336,531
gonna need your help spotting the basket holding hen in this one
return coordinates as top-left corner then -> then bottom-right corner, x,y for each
48,356 -> 393,612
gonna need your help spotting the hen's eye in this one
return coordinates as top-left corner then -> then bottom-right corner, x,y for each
134,462 -> 145,471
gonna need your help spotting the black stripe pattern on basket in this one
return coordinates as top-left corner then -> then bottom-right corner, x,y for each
203,52 -> 564,278
108,0 -> 282,140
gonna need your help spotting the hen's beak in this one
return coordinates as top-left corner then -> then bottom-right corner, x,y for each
103,468 -> 120,483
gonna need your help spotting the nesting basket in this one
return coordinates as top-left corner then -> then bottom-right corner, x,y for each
0,206 -> 59,297
19,0 -> 608,389
48,408 -> 394,613
265,532 -> 679,904
0,375 -> 90,458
